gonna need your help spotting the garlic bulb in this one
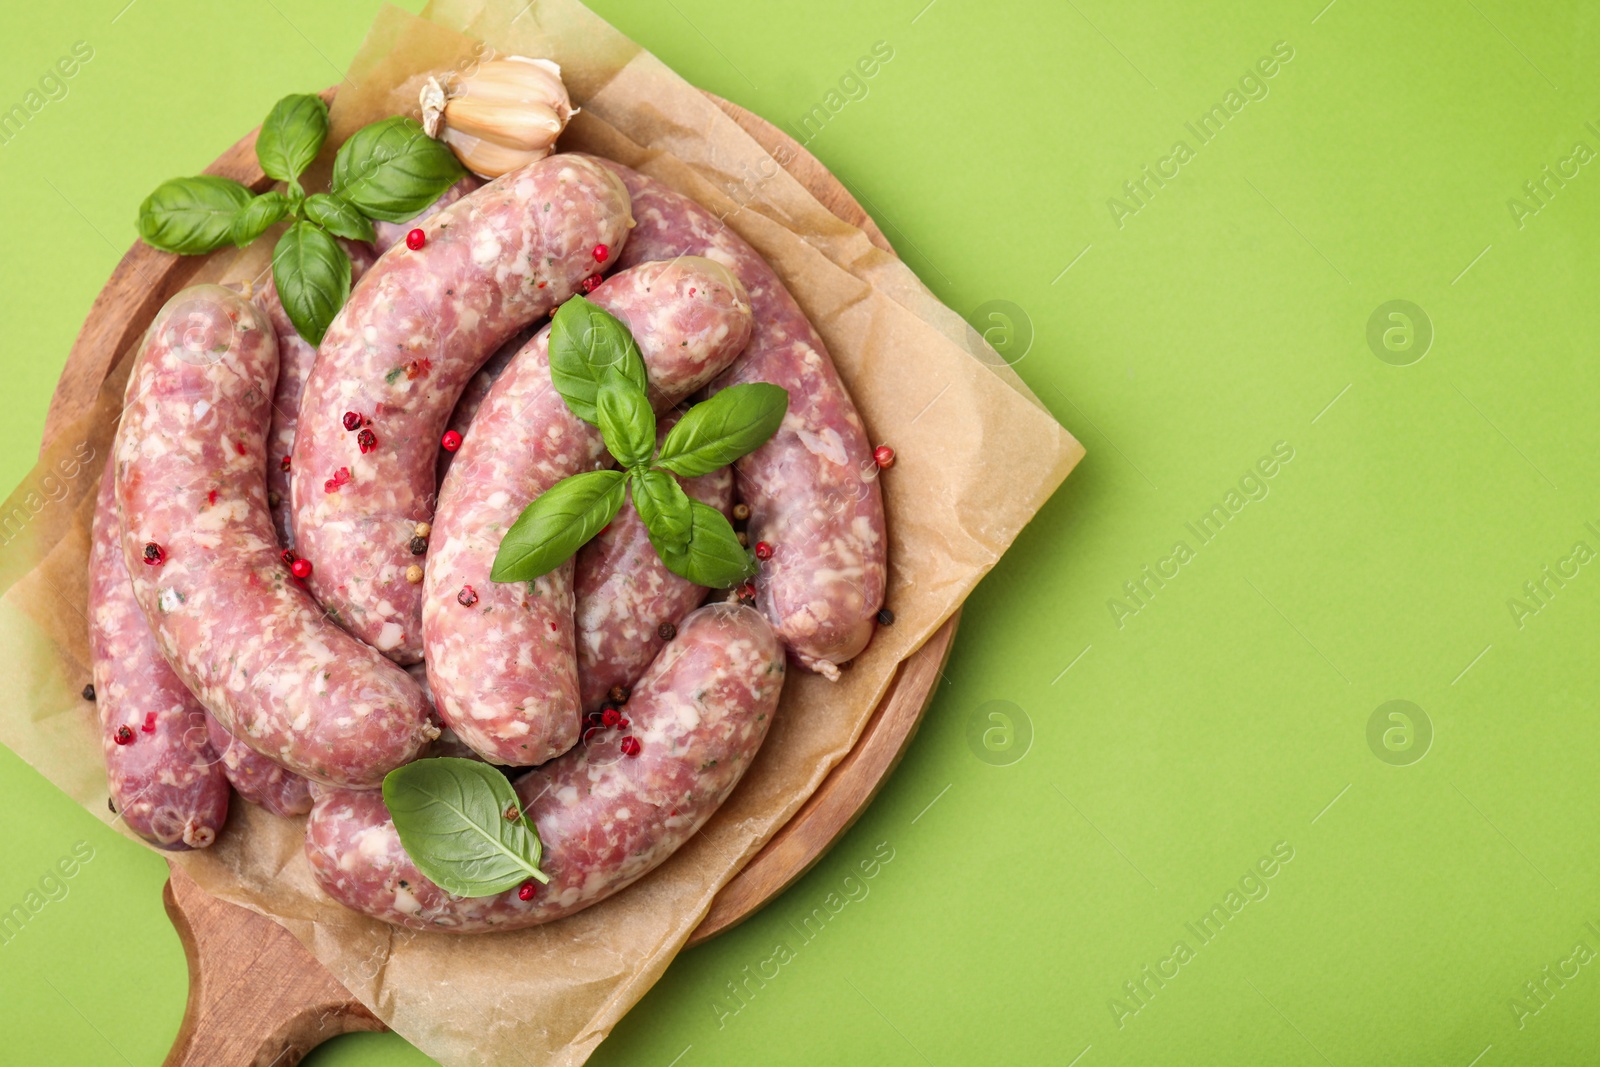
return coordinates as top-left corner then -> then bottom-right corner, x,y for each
421,56 -> 576,178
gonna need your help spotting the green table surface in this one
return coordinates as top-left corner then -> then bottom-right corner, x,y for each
5,0 -> 1600,1064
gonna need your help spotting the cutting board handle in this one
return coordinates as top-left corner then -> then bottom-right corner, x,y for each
161,863 -> 385,1067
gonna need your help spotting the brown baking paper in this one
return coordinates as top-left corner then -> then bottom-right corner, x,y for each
0,1 -> 1083,1063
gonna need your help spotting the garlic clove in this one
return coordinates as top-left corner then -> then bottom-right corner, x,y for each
441,96 -> 565,146
438,129 -> 546,177
422,56 -> 577,178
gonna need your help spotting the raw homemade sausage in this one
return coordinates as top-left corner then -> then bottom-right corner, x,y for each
289,155 -> 633,663
596,160 -> 888,678
423,257 -> 752,766
259,241 -> 378,549
88,463 -> 230,850
305,602 -> 784,931
203,712 -> 312,818
574,411 -> 733,710
115,285 -> 435,788
436,325 -> 531,484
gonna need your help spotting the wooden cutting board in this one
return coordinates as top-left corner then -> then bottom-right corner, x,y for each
45,90 -> 958,1066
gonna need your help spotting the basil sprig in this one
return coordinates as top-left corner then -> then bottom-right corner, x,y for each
383,758 -> 548,898
135,94 -> 465,345
492,295 -> 789,589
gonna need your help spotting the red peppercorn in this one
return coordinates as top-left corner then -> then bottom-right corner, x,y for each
113,725 -> 135,746
874,445 -> 896,469
280,456 -> 292,472
406,228 -> 426,250
754,541 -> 773,561
617,718 -> 630,730
457,585 -> 478,607
518,881 -> 537,901
342,411 -> 362,431
141,711 -> 158,734
357,427 -> 377,454
738,581 -> 756,604
593,243 -> 609,263
281,549 -> 296,565
323,466 -> 352,493
441,430 -> 463,452
601,707 -> 621,727
290,558 -> 313,579
234,440 -> 247,456
580,273 -> 602,294
583,725 -> 604,745
620,736 -> 641,758
142,541 -> 165,566
207,489 -> 217,506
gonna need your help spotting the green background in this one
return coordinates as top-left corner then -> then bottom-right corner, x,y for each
3,0 -> 1598,1063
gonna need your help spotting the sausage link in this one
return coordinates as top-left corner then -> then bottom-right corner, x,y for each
306,602 -> 784,931
116,285 -> 436,788
436,324 -> 532,485
258,241 -> 378,550
88,463 -> 230,849
422,257 -> 752,766
289,155 -> 633,663
574,410 -> 733,710
595,160 -> 888,677
203,711 -> 311,818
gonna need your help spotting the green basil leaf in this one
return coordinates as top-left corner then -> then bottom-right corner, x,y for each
256,93 -> 329,183
229,190 -> 290,247
658,500 -> 757,588
271,221 -> 351,346
136,175 -> 255,255
303,192 -> 377,243
383,758 -> 548,898
655,383 -> 790,478
491,469 -> 627,582
631,468 -> 693,554
547,296 -> 649,425
596,374 -> 656,469
331,116 -> 467,223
